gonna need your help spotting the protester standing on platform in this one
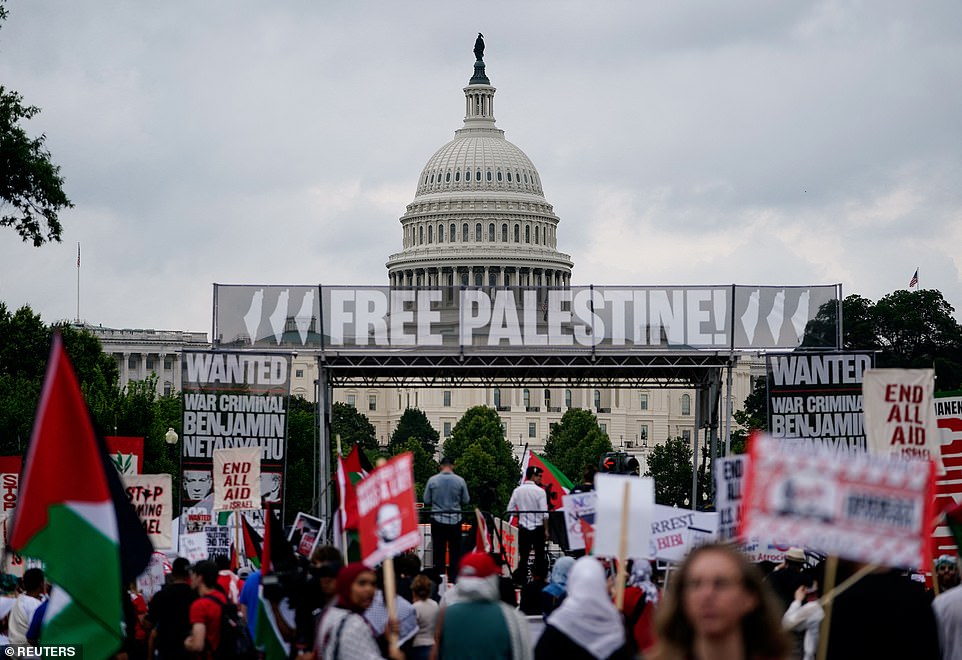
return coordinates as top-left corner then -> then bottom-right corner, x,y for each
652,543 -> 790,660
424,457 -> 470,584
315,562 -> 404,660
507,466 -> 548,585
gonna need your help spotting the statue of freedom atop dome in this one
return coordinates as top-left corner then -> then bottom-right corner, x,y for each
474,33 -> 485,61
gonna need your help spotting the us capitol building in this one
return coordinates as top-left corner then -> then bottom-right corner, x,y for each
86,41 -> 759,471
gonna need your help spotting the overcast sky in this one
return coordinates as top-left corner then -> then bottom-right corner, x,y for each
2,1 -> 960,334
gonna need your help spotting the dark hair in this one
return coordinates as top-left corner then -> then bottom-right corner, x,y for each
653,543 -> 789,660
525,466 -> 542,479
171,557 -> 191,579
213,554 -> 231,571
311,545 -> 344,566
411,574 -> 433,600
190,560 -> 219,588
23,568 -> 44,593
582,465 -> 598,483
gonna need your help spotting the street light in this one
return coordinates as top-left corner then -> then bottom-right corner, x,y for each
165,427 -> 178,445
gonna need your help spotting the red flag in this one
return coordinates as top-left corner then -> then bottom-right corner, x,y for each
261,505 -> 272,578
337,445 -> 370,531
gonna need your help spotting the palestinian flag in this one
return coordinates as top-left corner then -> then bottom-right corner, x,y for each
520,448 -> 575,511
336,444 -> 371,530
230,513 -> 263,571
10,334 -> 152,657
255,507 -> 295,659
475,507 -> 492,553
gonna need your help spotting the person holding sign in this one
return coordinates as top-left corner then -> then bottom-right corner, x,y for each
507,465 -> 548,585
652,543 -> 790,660
535,556 -> 631,659
314,562 -> 404,660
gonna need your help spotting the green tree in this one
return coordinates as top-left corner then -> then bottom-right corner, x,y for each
874,289 -> 962,388
0,5 -> 73,247
643,437 -> 710,508
442,406 -> 518,515
391,437 -> 438,500
728,376 -> 767,455
331,401 -> 377,454
389,408 -> 440,456
284,395 -> 317,523
543,408 -> 613,483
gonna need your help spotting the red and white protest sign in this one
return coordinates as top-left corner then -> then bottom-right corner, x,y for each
742,434 -> 937,568
213,447 -> 261,512
106,436 -> 145,474
124,474 -> 173,549
356,453 -> 420,567
863,369 -> 943,471
933,392 -> 962,560
648,505 -> 718,562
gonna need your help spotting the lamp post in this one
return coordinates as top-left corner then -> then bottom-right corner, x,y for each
164,427 -> 180,523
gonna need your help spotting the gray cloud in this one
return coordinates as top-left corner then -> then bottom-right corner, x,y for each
1,0 -> 959,333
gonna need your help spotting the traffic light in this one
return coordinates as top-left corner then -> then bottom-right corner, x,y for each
599,452 -> 640,475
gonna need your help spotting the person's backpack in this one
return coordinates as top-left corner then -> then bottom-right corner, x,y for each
203,594 -> 257,660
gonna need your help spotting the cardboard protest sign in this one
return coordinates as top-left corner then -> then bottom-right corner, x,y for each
933,392 -> 962,560
562,491 -> 597,552
715,455 -> 747,542
592,474 -> 654,558
136,552 -> 171,600
356,453 -> 420,567
105,436 -> 145,475
179,531 -> 209,563
0,456 -> 21,554
648,505 -> 718,562
766,352 -> 873,453
742,434 -> 937,568
213,447 -> 261,512
863,368 -> 943,470
205,525 -> 231,560
289,512 -> 325,559
124,474 -> 173,549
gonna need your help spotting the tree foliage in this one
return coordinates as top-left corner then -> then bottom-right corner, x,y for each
330,401 -> 377,454
803,290 -> 962,389
389,408 -> 440,457
543,408 -> 613,483
391,437 -> 438,500
442,406 -> 518,515
284,395 -> 317,524
644,437 -> 710,508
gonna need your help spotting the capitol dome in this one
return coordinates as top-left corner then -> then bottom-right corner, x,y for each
387,50 -> 573,289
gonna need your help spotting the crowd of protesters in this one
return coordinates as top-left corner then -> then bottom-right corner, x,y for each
0,457 -> 958,659
0,539 -> 956,659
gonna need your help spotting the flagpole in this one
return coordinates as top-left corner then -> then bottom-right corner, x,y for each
76,242 -> 81,323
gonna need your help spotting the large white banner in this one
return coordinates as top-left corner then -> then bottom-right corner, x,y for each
213,284 -> 840,351
123,474 -> 173,550
863,368 -> 942,470
213,447 -> 261,512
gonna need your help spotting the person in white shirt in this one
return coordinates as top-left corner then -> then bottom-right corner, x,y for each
782,582 -> 824,660
506,466 -> 548,585
8,568 -> 45,645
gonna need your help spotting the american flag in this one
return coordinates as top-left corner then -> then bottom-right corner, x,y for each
909,268 -> 918,288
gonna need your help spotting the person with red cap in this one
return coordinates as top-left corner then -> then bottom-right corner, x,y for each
433,552 -> 532,659
314,562 -> 404,660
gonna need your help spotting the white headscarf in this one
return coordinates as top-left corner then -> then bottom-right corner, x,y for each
627,559 -> 660,605
546,557 -> 625,659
